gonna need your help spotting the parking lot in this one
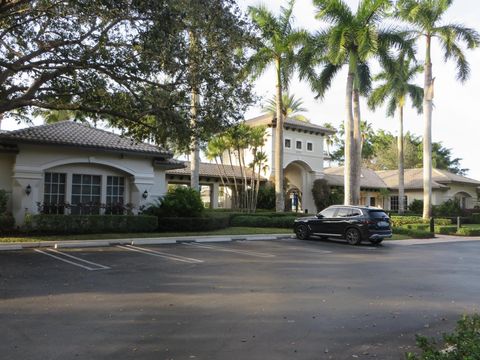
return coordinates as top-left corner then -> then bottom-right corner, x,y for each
1,238 -> 479,360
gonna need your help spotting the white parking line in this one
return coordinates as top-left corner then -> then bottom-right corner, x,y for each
117,245 -> 204,264
34,249 -> 110,271
184,243 -> 276,258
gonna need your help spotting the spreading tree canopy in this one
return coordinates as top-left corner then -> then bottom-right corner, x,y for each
0,0 -> 255,150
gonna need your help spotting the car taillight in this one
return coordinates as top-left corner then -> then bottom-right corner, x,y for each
363,220 -> 375,225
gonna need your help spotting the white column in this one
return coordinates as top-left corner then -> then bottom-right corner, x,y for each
211,182 -> 219,209
130,175 -> 154,214
12,171 -> 43,226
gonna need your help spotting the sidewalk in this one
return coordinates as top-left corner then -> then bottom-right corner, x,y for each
1,233 -> 480,251
0,233 -> 295,251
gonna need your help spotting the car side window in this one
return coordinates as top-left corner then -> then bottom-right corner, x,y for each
336,208 -> 351,218
320,208 -> 336,218
351,209 -> 362,217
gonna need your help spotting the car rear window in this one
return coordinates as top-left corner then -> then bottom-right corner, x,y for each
369,210 -> 389,219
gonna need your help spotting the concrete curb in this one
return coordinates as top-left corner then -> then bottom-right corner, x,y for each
0,234 -> 294,251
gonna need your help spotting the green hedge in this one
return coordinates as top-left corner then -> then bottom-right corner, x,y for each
390,216 -> 451,227
392,227 -> 434,239
0,214 -> 15,232
157,214 -> 230,232
435,225 -> 458,235
25,215 -> 158,234
230,215 -> 297,228
456,227 -> 480,237
471,213 -> 480,224
401,224 -> 430,231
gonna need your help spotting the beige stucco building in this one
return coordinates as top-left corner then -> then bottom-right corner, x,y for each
0,121 -> 182,225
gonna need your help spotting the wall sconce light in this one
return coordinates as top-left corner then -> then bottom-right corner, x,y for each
25,184 -> 32,196
142,190 -> 148,199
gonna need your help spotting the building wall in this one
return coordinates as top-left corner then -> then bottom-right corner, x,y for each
269,127 -> 325,177
6,144 -> 167,226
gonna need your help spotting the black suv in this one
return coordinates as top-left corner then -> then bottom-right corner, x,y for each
294,205 -> 392,245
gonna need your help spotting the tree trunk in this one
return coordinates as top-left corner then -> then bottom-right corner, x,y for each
227,150 -> 239,208
398,105 -> 405,214
352,86 -> 362,205
190,89 -> 200,191
423,35 -> 433,220
189,30 -> 200,192
344,60 -> 355,205
274,57 -> 285,212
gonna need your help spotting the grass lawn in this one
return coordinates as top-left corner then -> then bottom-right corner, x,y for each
462,224 -> 480,229
389,234 -> 411,240
0,227 -> 292,243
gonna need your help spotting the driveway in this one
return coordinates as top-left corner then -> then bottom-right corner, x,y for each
0,238 -> 479,359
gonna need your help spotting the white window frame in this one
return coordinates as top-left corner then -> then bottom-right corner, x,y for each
71,173 -> 102,215
284,138 -> 292,149
295,139 -> 303,151
306,141 -> 314,152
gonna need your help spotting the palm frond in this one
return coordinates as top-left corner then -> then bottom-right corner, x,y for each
407,84 -> 423,114
313,0 -> 353,24
314,62 -> 342,99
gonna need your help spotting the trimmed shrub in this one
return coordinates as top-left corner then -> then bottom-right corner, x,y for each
471,213 -> 480,224
393,227 -> 434,239
25,215 -> 158,234
143,187 -> 204,218
312,179 -> 344,212
432,199 -> 463,217
408,199 -> 423,214
456,227 -> 480,237
435,225 -> 458,235
230,215 -> 296,228
391,216 -> 451,227
0,213 -> 15,232
401,224 -> 430,231
0,189 -> 8,214
157,214 -> 230,232
406,314 -> 480,360
256,184 -> 275,210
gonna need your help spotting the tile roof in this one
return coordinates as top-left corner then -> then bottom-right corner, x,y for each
323,167 -> 388,189
0,121 -> 170,156
245,114 -> 336,134
376,168 -> 480,190
167,161 -> 265,181
324,167 -> 480,190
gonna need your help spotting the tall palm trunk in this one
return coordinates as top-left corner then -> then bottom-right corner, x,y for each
189,30 -> 200,191
344,60 -> 355,205
190,89 -> 200,191
423,35 -> 434,220
352,85 -> 362,205
227,150 -> 239,208
398,105 -> 405,214
274,57 -> 285,212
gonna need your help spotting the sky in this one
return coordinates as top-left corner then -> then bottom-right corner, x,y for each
3,1 -> 480,178
239,0 -> 480,179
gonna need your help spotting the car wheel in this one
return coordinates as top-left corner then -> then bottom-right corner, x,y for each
369,238 -> 383,245
345,228 -> 362,245
295,225 -> 310,240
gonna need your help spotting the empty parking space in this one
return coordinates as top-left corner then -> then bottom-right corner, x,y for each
117,244 -> 204,263
1,238 -> 480,360
34,248 -> 111,271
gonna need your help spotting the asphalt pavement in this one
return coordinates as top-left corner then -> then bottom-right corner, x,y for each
1,237 -> 479,360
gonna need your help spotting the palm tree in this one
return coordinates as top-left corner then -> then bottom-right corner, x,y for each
397,0 -> 480,219
262,93 -> 309,122
247,0 -> 307,212
302,0 -> 407,205
368,53 -> 423,214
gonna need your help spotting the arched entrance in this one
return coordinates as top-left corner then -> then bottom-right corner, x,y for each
454,191 -> 472,209
284,161 -> 314,213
